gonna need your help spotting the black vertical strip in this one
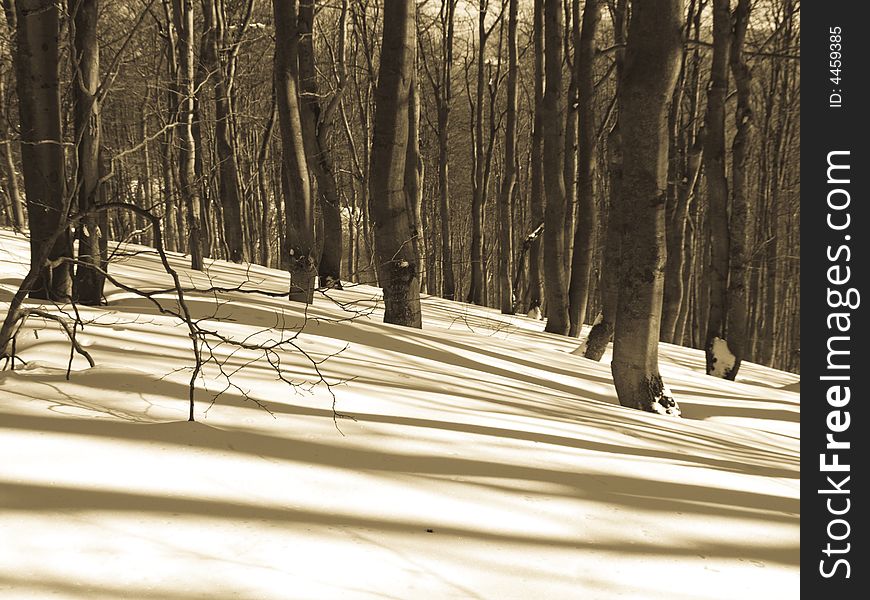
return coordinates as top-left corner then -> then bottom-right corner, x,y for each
803,2 -> 867,594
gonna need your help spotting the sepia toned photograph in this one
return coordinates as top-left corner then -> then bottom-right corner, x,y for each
0,0 -> 804,597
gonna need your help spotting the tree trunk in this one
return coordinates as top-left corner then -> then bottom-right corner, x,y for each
610,0 -> 682,415
541,0 -> 569,335
467,0 -> 488,306
723,0 -> 752,379
273,0 -> 315,302
583,0 -> 625,360
257,97 -> 277,267
70,0 -> 104,306
172,0 -> 204,271
498,0 -> 518,315
370,0 -> 421,328
435,0 -> 457,300
527,0 -> 544,313
0,74 -> 24,231
201,0 -> 245,263
299,0 -> 348,289
567,0 -> 601,337
702,0 -> 732,375
12,0 -> 72,300
405,74 -> 425,291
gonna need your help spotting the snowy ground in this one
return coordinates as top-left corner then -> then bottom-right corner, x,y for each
0,229 -> 799,599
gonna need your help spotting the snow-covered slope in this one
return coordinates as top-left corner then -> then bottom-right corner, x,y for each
0,229 -> 799,599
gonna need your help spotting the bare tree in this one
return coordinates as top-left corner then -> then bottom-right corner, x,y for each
69,0 -> 105,305
370,0 -> 421,327
497,0 -> 518,315
7,0 -> 73,299
299,0 -> 349,289
541,0 -> 569,334
171,0 -> 204,270
610,0 -> 682,415
273,0 -> 315,302
567,0 -> 601,337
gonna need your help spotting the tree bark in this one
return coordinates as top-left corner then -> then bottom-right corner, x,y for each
299,0 -> 348,289
172,0 -> 204,271
70,0 -> 104,306
201,0 -> 245,263
724,0 -> 752,379
583,0 -> 626,360
567,0 -> 601,337
274,0 -> 315,302
370,0 -> 421,328
527,0 -> 544,313
541,0 -> 569,335
610,0 -> 682,415
12,0 -> 72,300
498,0 -> 518,315
0,73 -> 24,231
702,0 -> 732,375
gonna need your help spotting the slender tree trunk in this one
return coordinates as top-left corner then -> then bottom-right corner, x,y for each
12,0 -> 72,300
435,0 -> 457,300
702,0 -> 732,375
542,0 -> 569,334
0,75 -> 24,231
299,0 -> 348,289
583,0 -> 625,359
273,0 -> 315,302
201,0 -> 245,262
257,96 -> 277,268
567,0 -> 601,337
370,0 -> 421,327
498,0 -> 518,315
172,0 -> 204,271
610,0 -> 682,415
405,73 -> 425,290
527,0 -> 544,313
70,0 -> 104,305
467,0 -> 488,306
723,0 -> 752,379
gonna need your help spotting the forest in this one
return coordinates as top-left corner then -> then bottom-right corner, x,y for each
0,0 -> 799,410
0,1 -> 800,596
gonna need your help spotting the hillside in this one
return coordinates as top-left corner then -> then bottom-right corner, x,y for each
0,229 -> 799,599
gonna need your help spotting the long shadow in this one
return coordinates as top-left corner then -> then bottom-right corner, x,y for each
678,399 -> 800,424
0,574 -> 250,600
0,411 -> 799,524
2,368 -> 798,479
0,479 -> 798,566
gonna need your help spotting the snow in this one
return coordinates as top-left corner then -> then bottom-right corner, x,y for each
709,336 -> 738,379
0,229 -> 799,599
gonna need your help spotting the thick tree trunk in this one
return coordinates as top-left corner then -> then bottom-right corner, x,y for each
541,0 -> 569,335
567,0 -> 601,337
702,0 -> 732,375
498,0 -> 518,315
610,0 -> 682,415
13,0 -> 72,300
274,0 -> 315,302
172,0 -> 204,271
70,0 -> 104,305
370,0 -> 421,327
